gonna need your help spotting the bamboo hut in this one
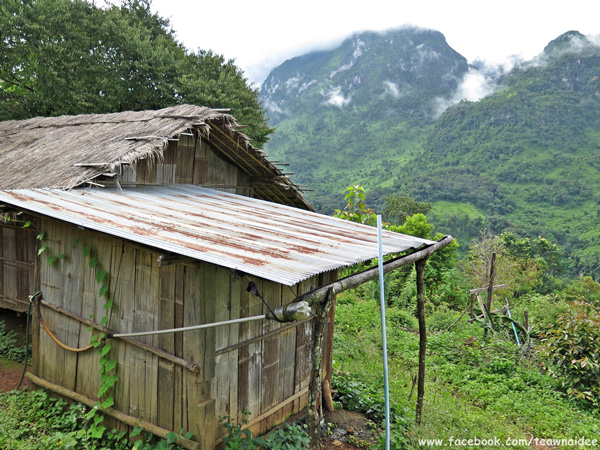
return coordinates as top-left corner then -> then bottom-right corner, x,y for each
0,105 -> 450,449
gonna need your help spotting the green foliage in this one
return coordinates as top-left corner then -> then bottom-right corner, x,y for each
383,194 -> 432,226
264,424 -> 310,450
537,301 -> 600,407
334,185 -> 377,226
0,320 -> 29,362
219,412 -> 266,449
218,413 -> 309,450
131,426 -> 193,450
0,0 -> 271,146
332,373 -> 398,424
0,389 -> 192,450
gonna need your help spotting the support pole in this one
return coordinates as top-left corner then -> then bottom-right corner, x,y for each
415,258 -> 428,425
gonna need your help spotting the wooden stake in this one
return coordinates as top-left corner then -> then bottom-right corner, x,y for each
415,258 -> 428,425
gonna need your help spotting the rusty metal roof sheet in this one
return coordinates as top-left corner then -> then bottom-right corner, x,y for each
0,185 -> 434,286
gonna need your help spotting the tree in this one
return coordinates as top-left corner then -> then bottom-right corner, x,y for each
0,0 -> 272,146
383,194 -> 432,226
333,185 -> 377,226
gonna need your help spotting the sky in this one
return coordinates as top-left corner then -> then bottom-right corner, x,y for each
147,0 -> 600,87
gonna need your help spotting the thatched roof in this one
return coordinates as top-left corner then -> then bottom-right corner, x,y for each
0,105 -> 311,209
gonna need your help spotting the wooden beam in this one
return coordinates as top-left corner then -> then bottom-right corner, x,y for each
468,284 -> 507,294
295,235 -> 454,306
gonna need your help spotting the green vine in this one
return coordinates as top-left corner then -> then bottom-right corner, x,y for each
79,241 -> 118,440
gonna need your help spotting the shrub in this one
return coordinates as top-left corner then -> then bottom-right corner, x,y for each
537,301 -> 600,407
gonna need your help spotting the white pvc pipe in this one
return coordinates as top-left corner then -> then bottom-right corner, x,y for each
110,314 -> 268,338
377,215 -> 391,450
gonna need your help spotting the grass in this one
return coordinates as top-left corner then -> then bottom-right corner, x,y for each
331,291 -> 600,449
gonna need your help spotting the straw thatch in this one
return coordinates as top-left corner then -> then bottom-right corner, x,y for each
0,105 -> 311,209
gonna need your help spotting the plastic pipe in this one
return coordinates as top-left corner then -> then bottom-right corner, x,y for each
377,215 -> 391,450
109,301 -> 311,339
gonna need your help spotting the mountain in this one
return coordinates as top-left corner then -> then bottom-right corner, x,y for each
397,31 -> 600,276
260,27 -> 471,213
260,29 -> 600,277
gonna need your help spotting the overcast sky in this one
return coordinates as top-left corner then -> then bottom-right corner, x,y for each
148,0 -> 600,87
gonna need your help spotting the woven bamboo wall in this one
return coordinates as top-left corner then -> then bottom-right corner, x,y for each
34,220 -> 332,448
0,217 -> 37,312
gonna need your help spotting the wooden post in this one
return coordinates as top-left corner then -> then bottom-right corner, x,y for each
308,288 -> 333,450
415,258 -> 428,425
485,253 -> 496,313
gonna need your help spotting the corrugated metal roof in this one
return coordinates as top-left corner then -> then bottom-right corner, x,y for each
0,185 -> 435,286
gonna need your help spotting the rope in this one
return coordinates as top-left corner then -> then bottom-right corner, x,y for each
34,293 -> 94,353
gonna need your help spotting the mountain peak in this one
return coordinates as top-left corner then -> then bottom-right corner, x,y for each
542,30 -> 600,58
260,26 -> 468,122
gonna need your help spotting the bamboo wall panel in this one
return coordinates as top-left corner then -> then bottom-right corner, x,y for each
2,227 -> 18,300
108,136 -> 254,198
175,136 -> 195,184
0,220 -> 41,311
30,217 -> 333,449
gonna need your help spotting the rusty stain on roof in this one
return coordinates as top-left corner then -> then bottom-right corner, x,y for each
0,185 -> 435,286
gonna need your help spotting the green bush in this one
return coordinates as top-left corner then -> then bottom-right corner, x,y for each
219,413 -> 309,450
0,389 -> 190,450
537,301 -> 600,407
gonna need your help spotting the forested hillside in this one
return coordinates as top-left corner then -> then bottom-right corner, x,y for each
400,31 -> 600,277
261,29 -> 600,278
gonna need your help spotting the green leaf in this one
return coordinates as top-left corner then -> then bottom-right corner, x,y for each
103,299 -> 114,310
100,343 -> 112,357
89,258 -> 98,269
38,244 -> 47,256
99,315 -> 109,326
23,221 -> 31,228
104,359 -> 117,372
89,424 -> 105,439
99,284 -> 109,298
101,397 -> 114,409
72,238 -> 81,247
36,232 -> 45,240
83,245 -> 92,258
46,255 -> 58,266
95,269 -> 107,283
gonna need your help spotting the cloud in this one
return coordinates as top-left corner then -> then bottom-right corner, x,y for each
322,86 -> 351,108
433,67 -> 499,117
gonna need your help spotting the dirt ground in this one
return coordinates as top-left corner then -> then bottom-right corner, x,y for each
0,308 -> 33,392
321,410 -> 381,449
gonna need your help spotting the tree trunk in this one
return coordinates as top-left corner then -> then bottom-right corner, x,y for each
308,288 -> 334,450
